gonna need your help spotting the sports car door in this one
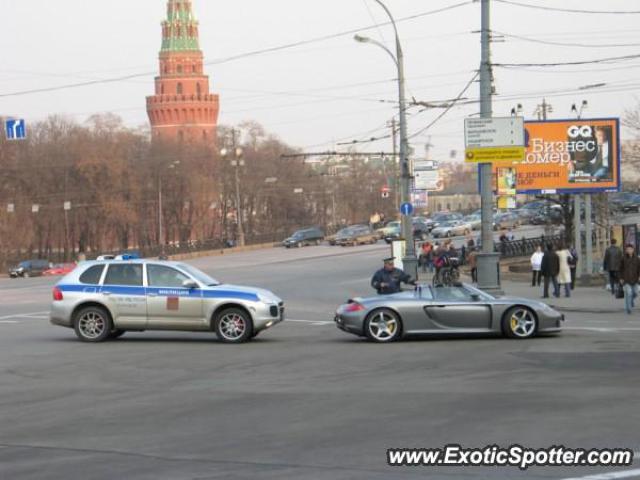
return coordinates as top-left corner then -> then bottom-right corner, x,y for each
425,286 -> 492,331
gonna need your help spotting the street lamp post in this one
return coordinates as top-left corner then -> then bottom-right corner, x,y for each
354,0 -> 417,278
158,160 -> 180,257
220,145 -> 246,247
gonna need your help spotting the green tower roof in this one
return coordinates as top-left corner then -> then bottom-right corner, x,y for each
161,0 -> 200,52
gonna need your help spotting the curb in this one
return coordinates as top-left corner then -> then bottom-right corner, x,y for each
549,305 -> 621,314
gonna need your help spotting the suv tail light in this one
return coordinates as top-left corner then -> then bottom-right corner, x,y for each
52,287 -> 64,301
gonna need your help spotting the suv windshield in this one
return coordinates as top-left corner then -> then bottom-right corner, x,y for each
178,263 -> 220,286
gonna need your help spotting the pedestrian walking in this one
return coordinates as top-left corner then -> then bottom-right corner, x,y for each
568,246 -> 579,290
468,247 -> 478,283
419,242 -> 433,273
530,245 -> 543,287
619,244 -> 640,314
540,243 -> 560,298
603,238 -> 623,294
556,243 -> 573,298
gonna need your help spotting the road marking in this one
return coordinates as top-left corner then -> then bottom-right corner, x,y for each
561,468 -> 640,480
0,311 -> 48,320
286,319 -> 333,326
0,320 -> 20,324
564,327 -> 640,332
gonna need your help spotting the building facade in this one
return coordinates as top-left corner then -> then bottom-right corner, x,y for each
146,0 -> 219,143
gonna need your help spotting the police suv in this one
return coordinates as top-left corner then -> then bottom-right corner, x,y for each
50,259 -> 284,343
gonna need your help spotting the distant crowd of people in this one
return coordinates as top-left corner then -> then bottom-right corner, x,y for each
531,238 -> 640,314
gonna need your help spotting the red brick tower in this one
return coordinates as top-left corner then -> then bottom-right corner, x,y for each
146,0 -> 219,144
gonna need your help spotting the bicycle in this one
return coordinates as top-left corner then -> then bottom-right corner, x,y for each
432,256 -> 461,286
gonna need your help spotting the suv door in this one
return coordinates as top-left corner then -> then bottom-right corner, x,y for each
100,263 -> 147,329
146,264 -> 205,330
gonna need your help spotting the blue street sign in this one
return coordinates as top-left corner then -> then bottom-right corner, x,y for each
400,202 -> 414,216
5,119 -> 26,140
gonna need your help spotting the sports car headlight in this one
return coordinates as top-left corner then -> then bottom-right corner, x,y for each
539,303 -> 557,314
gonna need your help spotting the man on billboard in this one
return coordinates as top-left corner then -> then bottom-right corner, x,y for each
569,124 -> 613,183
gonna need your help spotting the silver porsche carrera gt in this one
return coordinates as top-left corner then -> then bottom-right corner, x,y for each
334,283 -> 563,342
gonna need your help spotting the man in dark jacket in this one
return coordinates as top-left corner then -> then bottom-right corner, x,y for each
540,243 -> 560,298
603,238 -> 623,295
619,244 -> 640,314
371,257 -> 415,295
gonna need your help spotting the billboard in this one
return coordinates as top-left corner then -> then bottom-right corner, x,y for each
491,118 -> 620,194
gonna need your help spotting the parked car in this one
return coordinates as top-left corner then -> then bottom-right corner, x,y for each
429,212 -> 463,231
412,218 -> 431,240
327,227 -> 350,246
610,192 -> 640,213
384,225 -> 402,244
9,259 -> 51,278
375,220 -> 400,239
493,212 -> 521,230
464,214 -> 482,231
431,220 -> 472,238
531,207 -> 563,225
43,263 -> 77,276
282,227 -> 325,248
336,225 -> 378,246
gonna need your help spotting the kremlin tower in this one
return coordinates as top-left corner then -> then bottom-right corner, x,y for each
146,0 -> 219,144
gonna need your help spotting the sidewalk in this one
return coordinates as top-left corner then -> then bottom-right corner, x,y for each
498,279 -> 624,314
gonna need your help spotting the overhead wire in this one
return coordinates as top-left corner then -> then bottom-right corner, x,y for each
494,0 -> 640,15
0,1 -> 473,99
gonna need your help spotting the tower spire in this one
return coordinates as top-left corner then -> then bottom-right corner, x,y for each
147,0 -> 220,144
162,0 -> 200,52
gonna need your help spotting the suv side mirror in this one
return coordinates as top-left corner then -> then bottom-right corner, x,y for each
182,280 -> 199,289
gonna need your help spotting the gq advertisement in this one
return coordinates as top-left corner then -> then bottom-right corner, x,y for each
492,118 -> 621,194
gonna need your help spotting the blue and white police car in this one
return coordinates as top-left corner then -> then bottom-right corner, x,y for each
50,259 -> 284,343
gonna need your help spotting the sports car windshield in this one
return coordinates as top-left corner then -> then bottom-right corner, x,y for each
464,284 -> 496,301
178,263 -> 220,286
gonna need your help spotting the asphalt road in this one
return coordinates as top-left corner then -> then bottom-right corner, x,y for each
1,239 -> 639,479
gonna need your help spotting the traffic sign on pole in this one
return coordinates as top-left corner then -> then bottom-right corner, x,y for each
400,202 -> 414,216
5,119 -> 26,140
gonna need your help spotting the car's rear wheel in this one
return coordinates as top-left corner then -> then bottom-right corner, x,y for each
74,306 -> 112,343
364,309 -> 402,343
215,308 -> 253,343
502,306 -> 537,339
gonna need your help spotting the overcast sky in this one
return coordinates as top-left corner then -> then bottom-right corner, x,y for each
2,0 -> 639,161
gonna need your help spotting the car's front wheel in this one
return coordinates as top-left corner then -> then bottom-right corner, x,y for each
214,308 -> 253,343
74,306 -> 112,343
364,309 -> 402,343
502,306 -> 537,339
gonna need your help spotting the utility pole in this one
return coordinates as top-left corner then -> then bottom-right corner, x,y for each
158,174 -> 164,253
477,0 -> 501,293
230,129 -> 246,247
388,118 -> 400,211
